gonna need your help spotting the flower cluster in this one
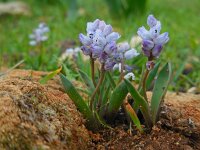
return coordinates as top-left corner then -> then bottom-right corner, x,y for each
137,15 -> 169,59
79,19 -> 139,70
29,23 -> 49,46
113,42 -> 139,72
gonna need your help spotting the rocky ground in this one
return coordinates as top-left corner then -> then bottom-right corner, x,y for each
0,70 -> 199,150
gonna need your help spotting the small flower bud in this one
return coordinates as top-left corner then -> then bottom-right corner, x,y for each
124,72 -> 135,81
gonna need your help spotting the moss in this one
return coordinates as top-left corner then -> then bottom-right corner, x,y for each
0,70 -> 90,149
0,130 -> 34,150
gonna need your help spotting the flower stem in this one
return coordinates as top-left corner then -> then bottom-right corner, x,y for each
142,69 -> 149,101
118,60 -> 125,83
39,43 -> 44,69
90,57 -> 96,87
142,55 -> 154,101
90,64 -> 105,110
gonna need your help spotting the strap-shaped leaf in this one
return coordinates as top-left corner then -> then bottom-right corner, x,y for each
97,76 -> 110,109
173,61 -> 185,82
123,101 -> 143,132
76,53 -> 91,77
124,79 -> 152,128
59,74 -> 94,124
100,75 -> 109,97
99,86 -> 110,117
151,62 -> 172,124
102,86 -> 110,108
40,66 -> 62,84
94,112 -> 112,129
106,72 -> 116,89
107,81 -> 128,118
137,64 -> 145,91
146,62 -> 160,90
138,62 -> 160,93
62,65 -> 77,80
79,69 -> 95,95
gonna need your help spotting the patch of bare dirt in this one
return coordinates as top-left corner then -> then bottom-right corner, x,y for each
88,93 -> 200,150
160,92 -> 200,149
89,126 -> 192,150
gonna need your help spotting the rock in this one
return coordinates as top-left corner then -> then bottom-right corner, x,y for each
0,1 -> 30,16
164,92 -> 200,127
149,92 -> 200,148
0,70 -> 89,150
187,87 -> 200,94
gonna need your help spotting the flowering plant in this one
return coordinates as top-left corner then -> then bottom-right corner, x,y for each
28,23 -> 50,69
29,23 -> 49,46
60,15 -> 172,132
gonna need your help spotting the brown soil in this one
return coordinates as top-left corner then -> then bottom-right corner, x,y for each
0,69 -> 200,150
88,92 -> 200,150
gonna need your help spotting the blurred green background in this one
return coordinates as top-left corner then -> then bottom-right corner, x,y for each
0,0 -> 200,91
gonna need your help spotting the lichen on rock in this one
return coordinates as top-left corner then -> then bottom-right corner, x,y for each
0,70 -> 89,150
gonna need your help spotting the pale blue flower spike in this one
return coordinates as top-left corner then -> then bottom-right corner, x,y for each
137,15 -> 169,58
29,22 -> 49,46
79,19 -> 139,71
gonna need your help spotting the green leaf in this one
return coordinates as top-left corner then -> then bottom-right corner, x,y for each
173,62 -> 186,82
76,53 -> 91,77
124,102 -> 143,132
138,62 -> 160,93
146,62 -> 160,90
62,65 -> 77,80
40,67 -> 62,84
102,86 -> 110,108
93,75 -> 107,110
106,72 -> 116,89
180,74 -> 196,86
124,79 -> 152,128
137,64 -> 145,91
99,86 -> 110,117
94,111 -> 112,129
76,52 -> 84,69
60,74 -> 98,129
79,69 -> 95,95
151,62 -> 172,124
107,81 -> 128,118
100,75 -> 108,96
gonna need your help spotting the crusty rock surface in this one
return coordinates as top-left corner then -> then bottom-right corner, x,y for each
0,70 -> 89,150
161,92 -> 200,148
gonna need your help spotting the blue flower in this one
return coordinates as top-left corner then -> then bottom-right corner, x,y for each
124,48 -> 139,60
137,15 -> 169,58
113,42 -> 139,62
29,23 -> 49,46
80,19 -> 139,71
112,42 -> 139,72
79,19 -> 120,70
